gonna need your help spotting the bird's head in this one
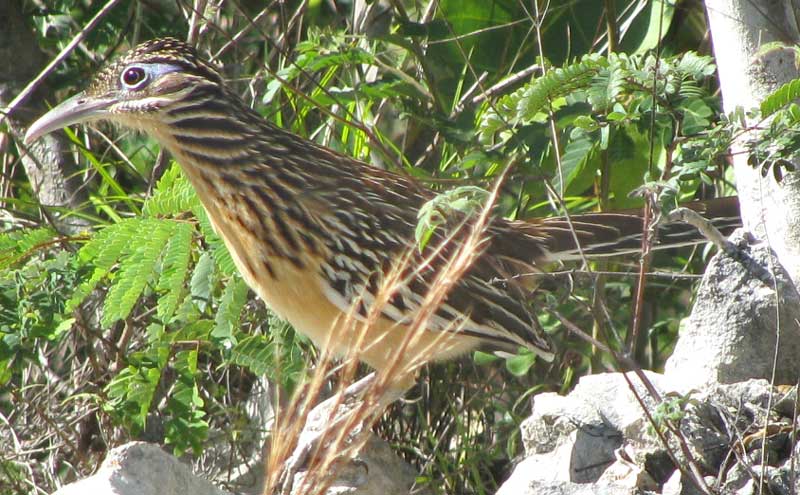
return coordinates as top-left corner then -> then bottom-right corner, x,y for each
25,38 -> 224,143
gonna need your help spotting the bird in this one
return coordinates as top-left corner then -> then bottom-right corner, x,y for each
25,37 -> 740,399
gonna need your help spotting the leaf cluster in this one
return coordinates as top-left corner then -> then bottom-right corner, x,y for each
475,51 -> 725,212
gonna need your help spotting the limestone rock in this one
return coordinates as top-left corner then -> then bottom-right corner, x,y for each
518,371 -> 669,484
498,373 -> 799,495
51,442 -> 230,495
665,232 -> 800,389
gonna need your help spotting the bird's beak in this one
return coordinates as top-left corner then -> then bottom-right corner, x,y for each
24,92 -> 115,144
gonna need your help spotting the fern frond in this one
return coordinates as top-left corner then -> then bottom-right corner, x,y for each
761,78 -> 800,118
675,52 -> 716,80
677,80 -> 705,98
101,219 -> 177,326
478,55 -> 607,143
0,227 -> 58,268
193,206 -> 236,275
588,58 -> 626,111
169,319 -> 214,342
143,164 -> 200,217
211,276 -> 249,342
229,334 -> 272,375
156,221 -> 194,322
516,55 -> 607,122
189,252 -> 215,313
67,220 -> 145,311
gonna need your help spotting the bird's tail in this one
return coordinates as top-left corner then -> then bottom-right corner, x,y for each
524,196 -> 741,263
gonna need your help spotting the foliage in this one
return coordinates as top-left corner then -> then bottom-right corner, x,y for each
5,0 -> 800,493
476,50 -> 724,212
648,391 -> 697,436
415,186 -> 489,250
742,75 -> 800,181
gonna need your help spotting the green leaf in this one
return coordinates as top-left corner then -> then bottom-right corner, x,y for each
68,126 -> 140,215
105,363 -> 162,430
478,55 -> 607,143
505,350 -> 536,376
416,186 -> 489,251
156,222 -> 193,322
761,78 -> 800,118
588,59 -> 626,111
516,55 -> 606,122
680,99 -> 713,135
190,252 -> 215,313
143,163 -> 200,217
572,115 -> 599,129
212,276 -> 249,344
169,320 -> 214,343
67,220 -> 145,311
193,206 -> 237,276
607,127 -> 654,209
229,334 -> 273,375
473,350 -> 499,366
0,227 -> 58,268
431,0 -> 529,75
619,0 -> 676,55
263,43 -> 376,104
102,220 -> 176,326
675,51 -> 716,80
458,151 -> 491,170
557,130 -> 599,194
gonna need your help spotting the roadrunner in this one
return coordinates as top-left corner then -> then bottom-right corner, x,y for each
26,38 -> 739,394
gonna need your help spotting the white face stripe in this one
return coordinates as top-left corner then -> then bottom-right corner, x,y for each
119,62 -> 183,90
110,85 -> 196,117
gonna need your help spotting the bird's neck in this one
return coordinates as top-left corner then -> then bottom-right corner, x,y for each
150,87 -> 352,192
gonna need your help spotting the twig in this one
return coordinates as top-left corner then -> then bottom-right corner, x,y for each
666,207 -> 732,252
628,195 -> 655,354
470,65 -> 541,105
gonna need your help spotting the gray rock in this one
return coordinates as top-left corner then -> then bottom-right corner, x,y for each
665,232 -> 800,389
281,376 -> 424,495
661,470 -> 708,495
497,235 -> 800,495
725,462 -> 755,494
51,385 -> 423,495
51,442 -> 230,495
499,372 -> 799,495
290,435 -> 422,494
496,477 -> 641,495
735,466 -> 792,495
661,469 -> 682,495
515,371 -> 670,485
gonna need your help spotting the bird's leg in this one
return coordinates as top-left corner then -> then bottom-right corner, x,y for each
277,371 -> 408,494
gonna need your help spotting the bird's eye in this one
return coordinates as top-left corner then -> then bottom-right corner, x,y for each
121,66 -> 148,88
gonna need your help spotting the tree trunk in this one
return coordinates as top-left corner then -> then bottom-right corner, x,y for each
2,0 -> 90,234
705,0 -> 800,285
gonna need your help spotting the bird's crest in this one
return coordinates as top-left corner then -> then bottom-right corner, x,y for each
86,37 -> 224,96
